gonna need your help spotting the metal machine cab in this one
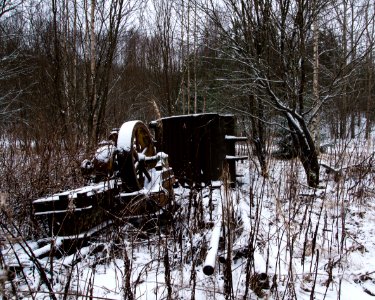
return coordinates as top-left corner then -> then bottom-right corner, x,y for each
150,113 -> 247,187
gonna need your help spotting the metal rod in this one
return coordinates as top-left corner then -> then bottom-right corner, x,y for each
203,197 -> 222,276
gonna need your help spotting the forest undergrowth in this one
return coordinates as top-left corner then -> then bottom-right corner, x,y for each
1,135 -> 375,299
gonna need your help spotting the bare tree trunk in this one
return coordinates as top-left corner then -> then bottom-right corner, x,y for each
365,4 -> 374,140
88,0 -> 97,147
180,0 -> 186,114
310,5 -> 320,153
249,95 -> 268,178
193,0 -> 197,114
186,0 -> 191,114
52,0 -> 70,144
339,0 -> 348,139
287,113 -> 320,188
349,0 -> 356,139
365,61 -> 373,140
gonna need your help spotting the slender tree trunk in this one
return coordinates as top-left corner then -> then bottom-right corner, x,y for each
365,2 -> 374,140
186,0 -> 190,114
89,0 -> 97,147
249,95 -> 268,178
181,0 -> 185,114
52,0 -> 68,141
365,46 -> 373,140
193,0 -> 197,114
310,5 -> 320,153
340,0 -> 348,139
349,1 -> 356,139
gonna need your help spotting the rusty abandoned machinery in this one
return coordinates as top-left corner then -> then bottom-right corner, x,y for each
33,120 -> 175,236
33,114 -> 247,239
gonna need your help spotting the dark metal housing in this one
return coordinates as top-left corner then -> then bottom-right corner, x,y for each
150,113 -> 247,186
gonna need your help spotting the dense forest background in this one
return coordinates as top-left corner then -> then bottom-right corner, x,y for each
1,0 -> 375,212
1,0 -> 374,144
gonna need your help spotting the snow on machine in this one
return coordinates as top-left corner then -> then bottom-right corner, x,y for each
33,114 -> 246,239
33,120 -> 175,236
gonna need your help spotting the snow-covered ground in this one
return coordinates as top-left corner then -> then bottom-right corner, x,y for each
2,136 -> 375,299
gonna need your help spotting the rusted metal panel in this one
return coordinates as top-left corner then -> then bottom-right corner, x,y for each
150,113 -> 245,186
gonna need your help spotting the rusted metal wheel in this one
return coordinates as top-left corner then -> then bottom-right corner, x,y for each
117,120 -> 156,191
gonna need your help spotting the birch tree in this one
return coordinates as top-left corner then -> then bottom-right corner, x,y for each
84,0 -> 138,146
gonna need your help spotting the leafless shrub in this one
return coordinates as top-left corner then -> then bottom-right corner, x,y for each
0,133 -> 85,238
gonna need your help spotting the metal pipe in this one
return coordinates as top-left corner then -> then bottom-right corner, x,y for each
203,199 -> 222,276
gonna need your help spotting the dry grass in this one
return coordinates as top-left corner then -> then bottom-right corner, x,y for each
2,134 -> 375,299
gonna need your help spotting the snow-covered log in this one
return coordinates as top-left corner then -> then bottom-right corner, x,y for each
203,199 -> 222,276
